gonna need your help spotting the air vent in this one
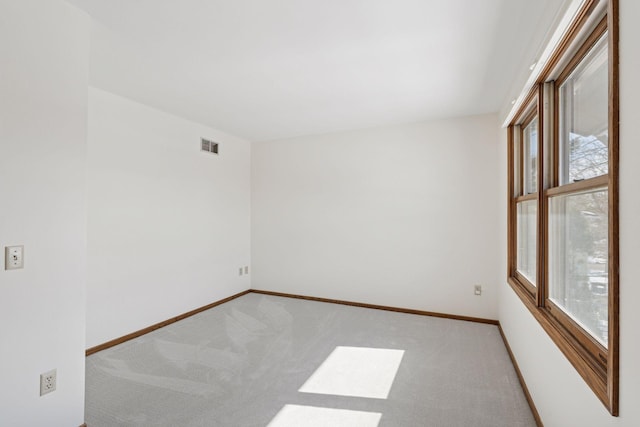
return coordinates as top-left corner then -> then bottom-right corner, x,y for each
201,138 -> 219,155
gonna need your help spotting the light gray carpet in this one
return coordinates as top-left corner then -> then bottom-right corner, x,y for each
85,293 -> 536,426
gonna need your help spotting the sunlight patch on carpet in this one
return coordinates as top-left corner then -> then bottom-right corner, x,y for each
267,404 -> 382,427
299,346 -> 404,399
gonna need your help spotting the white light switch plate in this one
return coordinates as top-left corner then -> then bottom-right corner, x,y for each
5,245 -> 24,270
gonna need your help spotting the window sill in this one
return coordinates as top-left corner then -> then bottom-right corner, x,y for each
506,276 -> 616,415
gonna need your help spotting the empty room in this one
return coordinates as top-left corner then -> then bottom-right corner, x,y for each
1,0 -> 639,426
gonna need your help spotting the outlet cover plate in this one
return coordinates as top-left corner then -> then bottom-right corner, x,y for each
5,245 -> 24,270
40,369 -> 57,396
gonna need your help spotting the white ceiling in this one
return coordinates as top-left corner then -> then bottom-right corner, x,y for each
68,0 -> 569,142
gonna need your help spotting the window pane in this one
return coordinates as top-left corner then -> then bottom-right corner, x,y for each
548,189 -> 608,346
517,200 -> 537,285
559,34 -> 608,185
523,119 -> 538,194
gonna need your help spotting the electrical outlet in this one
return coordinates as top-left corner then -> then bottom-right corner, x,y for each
239,267 -> 243,276
40,369 -> 56,396
474,285 -> 482,296
244,266 -> 249,275
5,245 -> 24,270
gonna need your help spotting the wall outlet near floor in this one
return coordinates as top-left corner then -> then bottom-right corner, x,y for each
40,369 -> 56,396
239,267 -> 243,276
474,285 -> 482,296
244,266 -> 249,275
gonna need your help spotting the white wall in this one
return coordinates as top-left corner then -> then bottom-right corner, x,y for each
0,1 -> 89,426
498,0 -> 640,425
252,114 -> 501,320
86,88 -> 251,348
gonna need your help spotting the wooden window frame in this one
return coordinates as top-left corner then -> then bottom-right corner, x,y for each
506,0 -> 619,415
512,101 -> 539,297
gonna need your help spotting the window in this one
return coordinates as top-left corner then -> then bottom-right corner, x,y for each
516,199 -> 537,285
507,0 -> 618,415
558,34 -> 609,185
523,118 -> 539,195
513,109 -> 540,292
548,188 -> 609,345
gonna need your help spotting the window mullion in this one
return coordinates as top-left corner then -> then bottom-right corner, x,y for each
536,84 -> 546,307
507,126 -> 516,279
540,81 -> 555,309
606,2 -> 619,409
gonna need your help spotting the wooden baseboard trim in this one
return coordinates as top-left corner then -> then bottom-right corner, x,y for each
498,323 -> 544,427
85,288 -> 499,357
249,289 -> 499,325
85,290 -> 251,356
